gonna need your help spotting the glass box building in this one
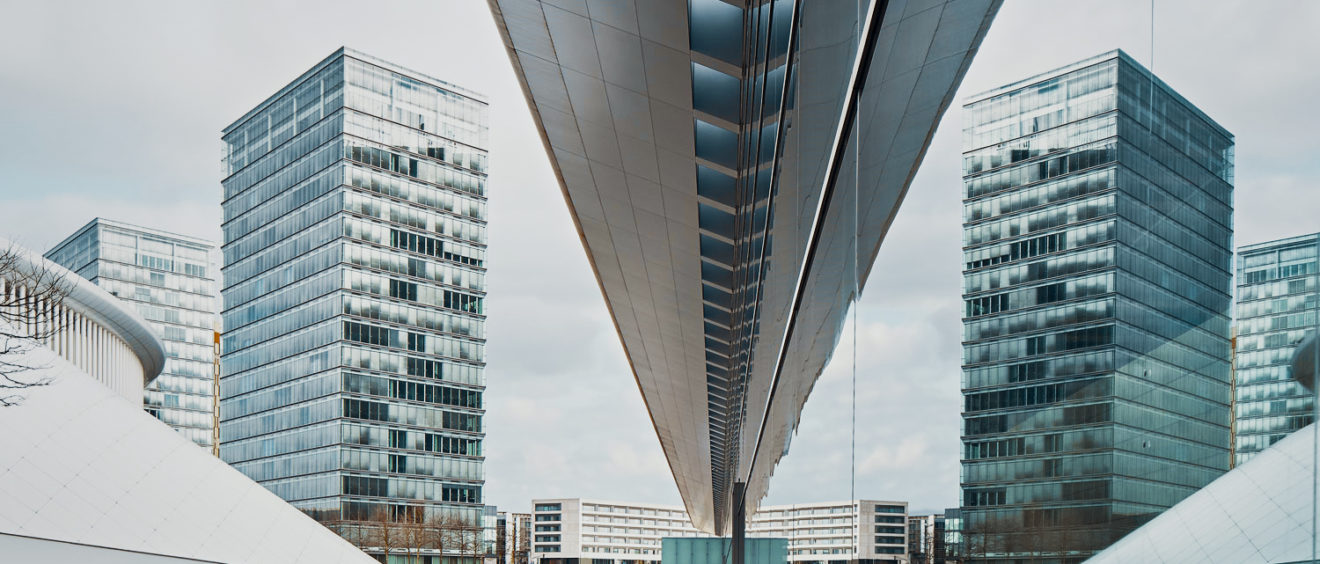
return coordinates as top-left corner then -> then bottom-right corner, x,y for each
661,538 -> 788,564
1234,233 -> 1320,465
959,50 -> 1234,561
219,48 -> 489,530
46,218 -> 218,447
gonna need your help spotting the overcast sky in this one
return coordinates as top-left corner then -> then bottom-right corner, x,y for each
1,1 -> 1317,517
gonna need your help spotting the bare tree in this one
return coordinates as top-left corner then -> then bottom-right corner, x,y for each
0,243 -> 70,407
424,512 -> 483,564
302,504 -> 492,564
513,517 -> 529,564
369,506 -> 406,561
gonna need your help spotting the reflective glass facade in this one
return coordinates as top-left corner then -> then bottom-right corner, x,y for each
1233,233 -> 1319,465
219,48 -> 488,527
46,219 -> 218,447
960,51 -> 1233,561
1087,419 -> 1320,563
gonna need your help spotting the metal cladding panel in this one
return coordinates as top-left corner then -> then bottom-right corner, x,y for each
490,0 -> 715,532
490,0 -> 998,534
744,0 -> 999,510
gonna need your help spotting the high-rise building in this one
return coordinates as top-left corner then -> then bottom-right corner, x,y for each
219,47 -> 489,537
960,50 -> 1234,560
529,498 -> 908,564
46,218 -> 218,447
1233,233 -> 1320,464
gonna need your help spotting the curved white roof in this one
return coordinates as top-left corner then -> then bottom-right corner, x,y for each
1086,424 -> 1320,563
0,345 -> 375,563
1,237 -> 165,382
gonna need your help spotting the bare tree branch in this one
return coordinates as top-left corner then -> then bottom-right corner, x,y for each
0,243 -> 71,406
303,504 -> 488,563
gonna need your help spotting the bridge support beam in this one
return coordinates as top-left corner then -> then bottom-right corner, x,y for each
732,481 -> 745,564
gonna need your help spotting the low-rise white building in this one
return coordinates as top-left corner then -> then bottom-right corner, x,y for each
0,240 -> 375,563
530,499 -> 909,564
752,500 -> 908,563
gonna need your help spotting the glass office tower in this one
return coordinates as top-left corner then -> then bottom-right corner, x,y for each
1234,233 -> 1319,465
46,218 -> 218,447
219,48 -> 489,533
960,50 -> 1234,562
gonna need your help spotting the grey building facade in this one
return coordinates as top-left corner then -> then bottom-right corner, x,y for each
1233,233 -> 1319,465
219,48 -> 489,530
46,218 -> 218,447
960,50 -> 1234,561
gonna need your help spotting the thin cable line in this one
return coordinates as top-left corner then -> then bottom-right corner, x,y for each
851,3 -> 861,554
850,0 -> 861,546
850,130 -> 859,563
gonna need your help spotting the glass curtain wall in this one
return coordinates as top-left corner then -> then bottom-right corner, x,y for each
1234,234 -> 1319,464
960,51 -> 1233,562
45,220 -> 218,447
219,50 -> 490,546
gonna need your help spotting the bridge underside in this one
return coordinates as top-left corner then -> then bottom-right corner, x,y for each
491,0 -> 1000,534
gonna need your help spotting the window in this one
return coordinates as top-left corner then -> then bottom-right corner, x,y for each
388,454 -> 406,473
1244,269 -> 1269,284
1035,281 -> 1066,305
536,503 -> 562,512
874,505 -> 905,514
406,332 -> 426,352
536,514 -> 561,522
389,227 -> 485,267
345,320 -> 391,347
966,293 -> 1010,317
406,357 -> 444,379
389,278 -> 418,301
964,488 -> 1007,507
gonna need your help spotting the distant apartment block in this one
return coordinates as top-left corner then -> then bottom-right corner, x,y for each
1234,233 -> 1320,464
46,218 -> 218,447
907,514 -> 947,564
960,50 -> 1234,560
751,501 -> 908,563
530,499 -> 909,564
499,511 -> 534,564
